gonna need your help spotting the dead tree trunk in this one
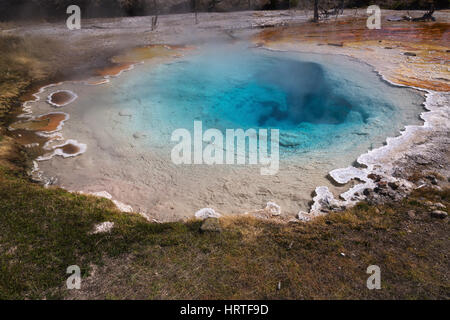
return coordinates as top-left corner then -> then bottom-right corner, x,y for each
313,0 -> 319,22
192,0 -> 199,24
151,0 -> 158,31
412,4 -> 435,21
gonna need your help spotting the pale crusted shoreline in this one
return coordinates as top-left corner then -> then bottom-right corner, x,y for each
305,90 -> 449,220
264,41 -> 449,221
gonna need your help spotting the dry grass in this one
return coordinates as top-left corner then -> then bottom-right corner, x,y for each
0,152 -> 448,300
0,35 -> 59,120
66,189 -> 449,300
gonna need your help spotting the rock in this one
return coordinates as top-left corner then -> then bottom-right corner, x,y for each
388,181 -> 399,190
424,200 -> 434,207
92,221 -> 114,234
297,211 -> 310,221
426,175 -> 438,185
392,168 -> 403,178
331,204 -> 346,212
195,208 -> 221,219
378,181 -> 388,188
407,210 -> 416,219
133,131 -> 147,139
417,179 -> 426,186
386,15 -> 404,21
374,208 -> 381,214
387,190 -> 400,200
265,201 -> 281,216
432,203 -> 446,210
112,200 -> 133,213
118,109 -> 133,117
327,43 -> 343,47
415,157 -> 430,165
431,210 -> 448,219
200,218 -> 222,233
374,187 -> 388,196
368,174 -> 382,182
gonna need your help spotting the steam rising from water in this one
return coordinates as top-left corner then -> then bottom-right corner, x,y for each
111,44 -> 415,156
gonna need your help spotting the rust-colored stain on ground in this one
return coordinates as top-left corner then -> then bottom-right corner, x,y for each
96,44 -> 194,77
256,19 -> 450,91
112,44 -> 193,64
257,19 -> 449,45
96,63 -> 134,77
10,113 -> 67,132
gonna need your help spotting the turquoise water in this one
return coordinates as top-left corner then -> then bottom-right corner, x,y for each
104,44 -> 424,160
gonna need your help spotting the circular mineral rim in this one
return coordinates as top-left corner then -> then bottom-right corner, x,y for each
47,90 -> 78,107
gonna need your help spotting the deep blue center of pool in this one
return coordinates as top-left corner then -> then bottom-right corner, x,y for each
113,45 -> 420,155
215,58 -> 368,127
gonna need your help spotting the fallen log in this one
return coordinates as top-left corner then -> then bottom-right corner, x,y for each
412,7 -> 436,22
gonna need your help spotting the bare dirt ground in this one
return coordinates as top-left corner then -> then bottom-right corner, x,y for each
1,9 -> 447,77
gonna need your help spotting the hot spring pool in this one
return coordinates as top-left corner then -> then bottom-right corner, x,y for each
33,43 -> 425,220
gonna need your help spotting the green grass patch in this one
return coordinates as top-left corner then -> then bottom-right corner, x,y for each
0,165 -> 448,299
